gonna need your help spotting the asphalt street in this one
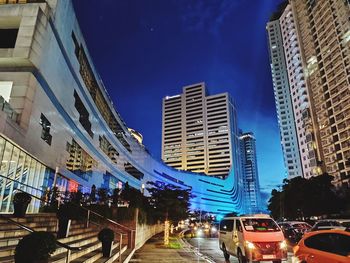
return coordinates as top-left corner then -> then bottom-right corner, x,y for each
186,237 -> 294,263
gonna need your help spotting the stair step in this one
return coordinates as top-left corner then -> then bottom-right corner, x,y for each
116,248 -> 133,263
58,229 -> 98,243
95,244 -> 128,263
51,240 -> 102,263
0,254 -> 14,263
53,235 -> 99,256
0,228 -> 98,262
71,241 -> 120,263
0,220 -> 57,230
0,227 -> 57,247
0,244 -> 16,258
0,226 -> 50,238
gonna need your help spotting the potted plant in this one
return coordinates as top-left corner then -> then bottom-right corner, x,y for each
14,231 -> 56,263
13,192 -> 32,217
56,202 -> 75,238
98,228 -> 115,257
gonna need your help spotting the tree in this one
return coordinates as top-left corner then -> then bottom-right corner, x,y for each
147,181 -> 192,245
120,182 -> 146,208
268,174 -> 343,219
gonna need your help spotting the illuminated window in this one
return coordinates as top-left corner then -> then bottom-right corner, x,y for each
66,139 -> 96,181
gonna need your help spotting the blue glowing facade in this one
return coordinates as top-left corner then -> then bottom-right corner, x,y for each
0,0 -> 247,216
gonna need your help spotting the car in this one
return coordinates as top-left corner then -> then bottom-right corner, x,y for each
310,219 -> 350,231
293,229 -> 350,263
219,214 -> 287,263
278,221 -> 312,243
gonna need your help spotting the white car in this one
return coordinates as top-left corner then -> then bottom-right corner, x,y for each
219,214 -> 287,263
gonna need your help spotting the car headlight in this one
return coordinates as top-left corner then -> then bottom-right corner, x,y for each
211,227 -> 217,232
279,240 -> 287,250
245,241 -> 255,250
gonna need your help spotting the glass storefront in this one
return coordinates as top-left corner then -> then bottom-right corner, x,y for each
0,135 -> 54,213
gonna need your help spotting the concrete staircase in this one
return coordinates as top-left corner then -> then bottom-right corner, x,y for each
0,213 -> 130,263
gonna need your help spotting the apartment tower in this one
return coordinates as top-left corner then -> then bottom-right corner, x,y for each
290,0 -> 350,187
266,6 -> 304,179
162,83 -> 240,179
239,132 -> 262,213
268,0 -> 350,187
267,2 -> 323,179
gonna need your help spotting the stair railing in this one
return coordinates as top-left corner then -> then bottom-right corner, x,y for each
0,173 -> 136,256
0,214 -> 81,263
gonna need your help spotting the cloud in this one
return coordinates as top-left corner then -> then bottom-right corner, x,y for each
176,0 -> 239,35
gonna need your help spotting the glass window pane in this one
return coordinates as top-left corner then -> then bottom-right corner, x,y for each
0,141 -> 14,212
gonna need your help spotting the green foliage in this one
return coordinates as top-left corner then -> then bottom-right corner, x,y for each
57,202 -> 85,220
13,192 -> 31,204
98,228 -> 115,242
120,182 -> 146,208
268,174 -> 343,219
114,207 -> 135,222
147,181 -> 192,223
167,240 -> 182,249
70,190 -> 83,205
98,188 -> 108,203
14,231 -> 56,263
88,204 -> 112,224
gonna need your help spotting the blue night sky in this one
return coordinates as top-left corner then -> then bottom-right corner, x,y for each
73,0 -> 286,204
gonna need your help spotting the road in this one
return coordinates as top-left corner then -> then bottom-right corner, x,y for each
186,237 -> 293,263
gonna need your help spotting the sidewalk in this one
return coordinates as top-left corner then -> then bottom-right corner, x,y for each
129,233 -> 208,262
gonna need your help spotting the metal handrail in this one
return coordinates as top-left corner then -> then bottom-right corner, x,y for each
1,173 -> 136,253
14,188 -> 134,233
0,214 -> 81,263
1,174 -> 134,231
10,189 -> 129,262
0,173 -> 45,194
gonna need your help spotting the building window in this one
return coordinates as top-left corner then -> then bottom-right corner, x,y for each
124,162 -> 144,180
66,139 -> 96,181
39,113 -> 52,145
74,90 -> 93,138
0,28 -> 18,48
99,135 -> 119,164
0,81 -> 19,122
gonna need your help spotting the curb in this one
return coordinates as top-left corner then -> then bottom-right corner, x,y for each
179,232 -> 216,263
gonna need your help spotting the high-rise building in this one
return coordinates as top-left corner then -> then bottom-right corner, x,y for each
268,0 -> 350,187
239,132 -> 262,213
162,83 -> 240,178
267,1 -> 322,179
290,0 -> 350,187
266,5 -> 304,179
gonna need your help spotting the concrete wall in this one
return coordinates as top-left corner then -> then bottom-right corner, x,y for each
135,223 -> 163,250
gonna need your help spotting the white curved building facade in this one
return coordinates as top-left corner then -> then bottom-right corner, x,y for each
0,0 -> 247,216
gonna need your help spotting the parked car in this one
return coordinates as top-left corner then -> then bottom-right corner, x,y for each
293,229 -> 350,263
219,214 -> 287,263
310,219 -> 350,231
278,221 -> 312,243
